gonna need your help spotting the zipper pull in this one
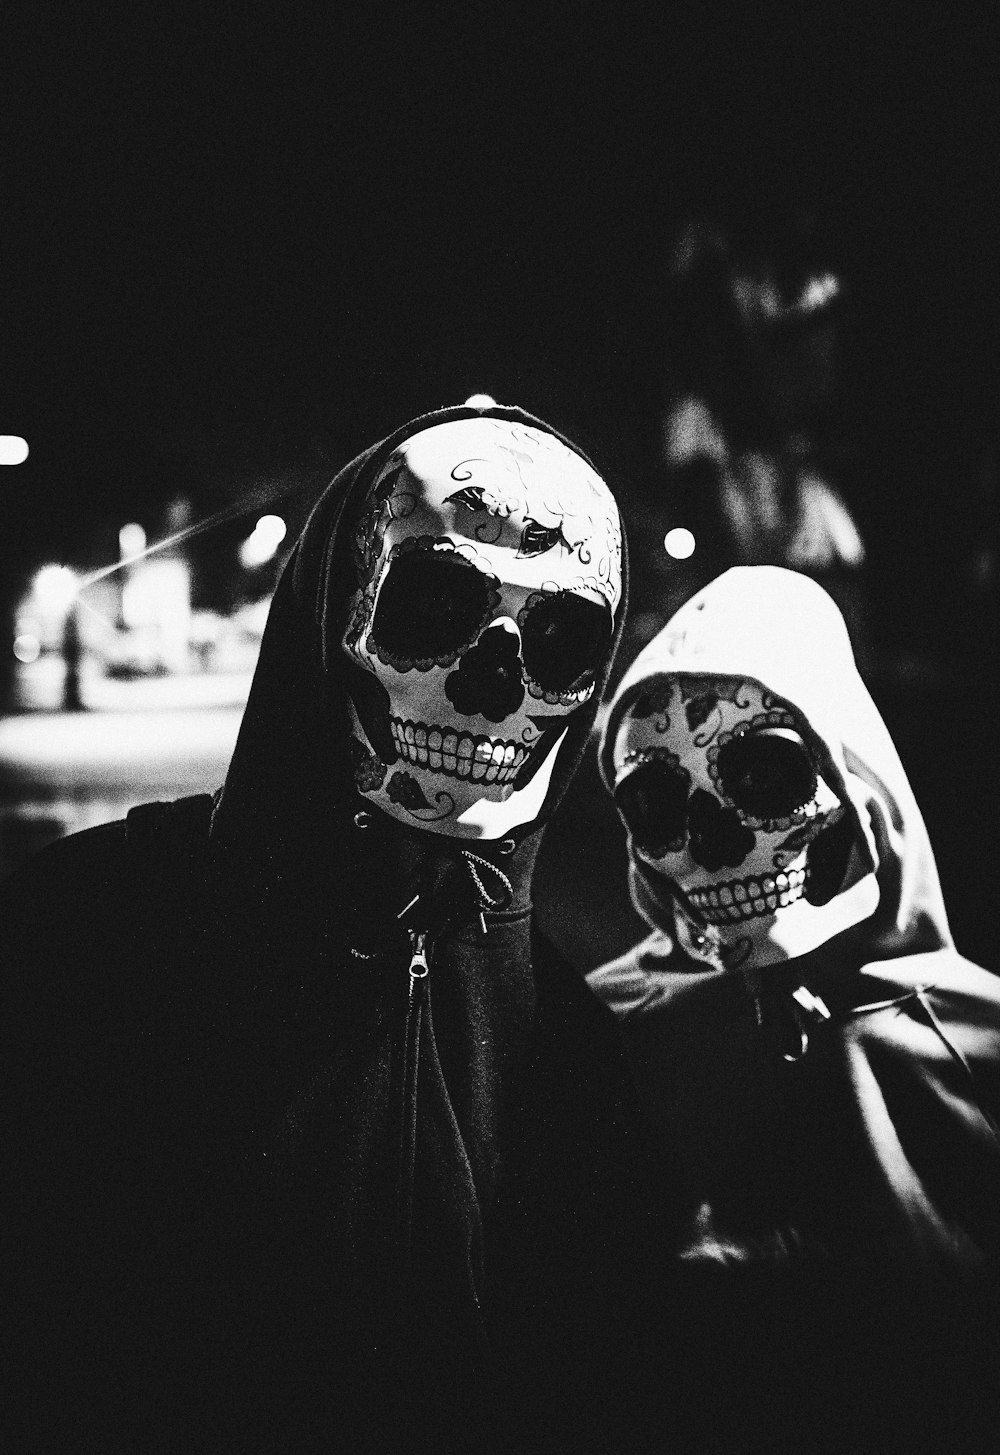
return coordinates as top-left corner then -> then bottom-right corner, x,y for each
407,929 -> 430,984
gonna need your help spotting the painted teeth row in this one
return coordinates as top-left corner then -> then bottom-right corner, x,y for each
688,868 -> 808,924
390,720 -> 527,783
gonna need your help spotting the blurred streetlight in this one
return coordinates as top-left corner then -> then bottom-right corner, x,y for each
119,523 -> 147,562
33,564 -> 80,614
664,528 -> 696,560
29,566 -> 84,710
239,515 -> 287,569
0,435 -> 29,464
13,633 -> 41,663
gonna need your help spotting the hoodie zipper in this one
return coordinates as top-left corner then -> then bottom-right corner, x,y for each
397,929 -> 431,1267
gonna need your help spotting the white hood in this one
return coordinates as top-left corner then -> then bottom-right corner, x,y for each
600,566 -> 951,971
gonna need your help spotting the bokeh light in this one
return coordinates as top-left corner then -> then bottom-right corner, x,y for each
13,633 -> 41,663
33,565 -> 80,613
119,523 -> 148,561
664,528 -> 696,560
239,515 -> 287,568
0,435 -> 29,464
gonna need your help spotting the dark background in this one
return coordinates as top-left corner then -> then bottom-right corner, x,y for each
3,5 -> 997,962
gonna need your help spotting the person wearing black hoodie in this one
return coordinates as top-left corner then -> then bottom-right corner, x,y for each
4,401 -> 639,1453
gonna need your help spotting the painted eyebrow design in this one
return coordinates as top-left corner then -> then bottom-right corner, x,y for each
445,484 -> 572,558
445,484 -> 504,513
517,519 -> 569,557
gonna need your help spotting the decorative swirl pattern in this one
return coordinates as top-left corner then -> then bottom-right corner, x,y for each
343,586 -> 375,657
385,769 -> 456,821
417,791 -> 456,821
680,677 -> 754,711
450,459 -> 483,482
627,685 -> 673,735
474,515 -> 504,546
388,488 -> 418,520
771,807 -> 838,867
353,457 -> 407,583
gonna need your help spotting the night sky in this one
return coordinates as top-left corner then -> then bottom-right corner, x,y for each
2,5 -> 997,960
3,6 -> 997,605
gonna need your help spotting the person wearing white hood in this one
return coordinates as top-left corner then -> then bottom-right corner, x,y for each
589,565 -> 1000,1452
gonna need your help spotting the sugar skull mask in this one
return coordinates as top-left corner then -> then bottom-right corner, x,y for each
612,675 -> 860,967
342,417 -> 622,839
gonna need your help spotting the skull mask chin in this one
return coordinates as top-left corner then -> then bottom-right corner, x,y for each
341,417 -> 622,840
612,675 -> 864,969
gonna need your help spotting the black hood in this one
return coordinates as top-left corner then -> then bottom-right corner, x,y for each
210,400 -> 627,926
197,400 -> 629,1347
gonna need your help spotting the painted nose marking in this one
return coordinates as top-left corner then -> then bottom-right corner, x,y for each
484,616 -> 522,644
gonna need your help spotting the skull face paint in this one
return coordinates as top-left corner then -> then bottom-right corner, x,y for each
612,676 -> 848,965
342,417 -> 622,838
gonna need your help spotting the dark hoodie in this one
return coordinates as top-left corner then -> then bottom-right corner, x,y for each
4,403 -> 638,1453
589,567 -> 1000,1451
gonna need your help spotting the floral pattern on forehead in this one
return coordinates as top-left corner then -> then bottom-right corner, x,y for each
351,418 -> 622,614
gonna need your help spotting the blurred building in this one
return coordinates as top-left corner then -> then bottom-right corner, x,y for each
1,499 -> 291,878
625,211 -> 870,677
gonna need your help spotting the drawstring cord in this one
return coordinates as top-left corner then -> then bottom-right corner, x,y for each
458,851 -> 515,934
393,850 -> 515,939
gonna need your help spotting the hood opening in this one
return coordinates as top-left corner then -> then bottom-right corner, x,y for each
600,567 -> 950,971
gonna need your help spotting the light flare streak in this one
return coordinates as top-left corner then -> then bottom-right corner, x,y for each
74,488 -> 294,595
73,594 -> 117,632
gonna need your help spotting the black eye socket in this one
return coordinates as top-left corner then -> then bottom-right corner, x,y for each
714,727 -> 817,820
614,755 -> 691,857
370,546 -> 498,667
520,591 -> 613,692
